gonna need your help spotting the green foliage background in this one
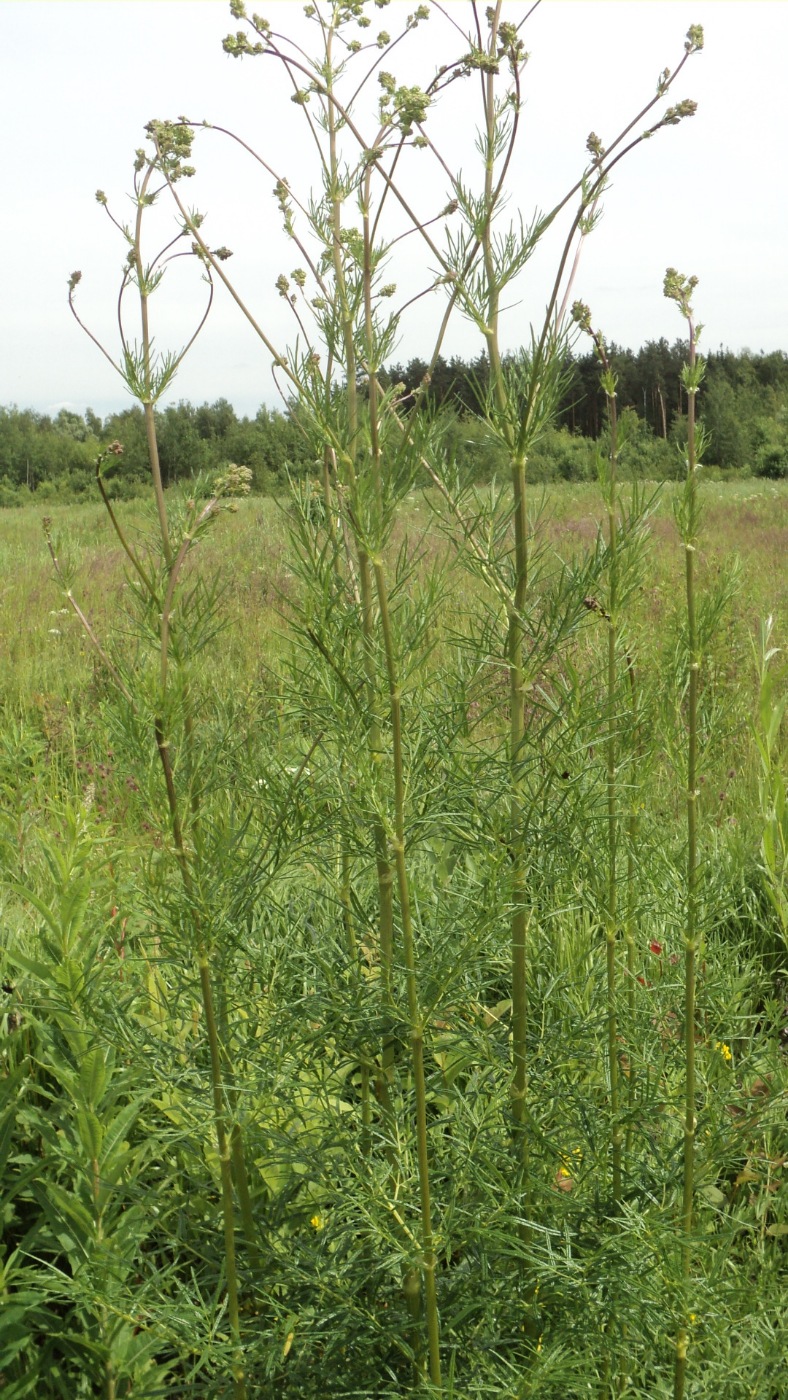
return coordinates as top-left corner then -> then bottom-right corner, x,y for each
3,339 -> 788,509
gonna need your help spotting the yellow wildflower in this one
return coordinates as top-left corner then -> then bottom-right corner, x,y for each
559,1147 -> 584,1172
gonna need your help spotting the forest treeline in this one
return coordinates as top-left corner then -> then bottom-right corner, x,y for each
2,339 -> 787,505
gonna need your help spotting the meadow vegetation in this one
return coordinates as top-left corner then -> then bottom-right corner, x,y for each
1,4 -> 787,1399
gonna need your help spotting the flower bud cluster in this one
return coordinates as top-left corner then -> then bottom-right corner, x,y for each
662,98 -> 697,126
664,267 -> 698,319
274,179 -> 295,237
145,120 -> 196,182
570,300 -> 592,334
222,30 -> 266,58
586,132 -> 604,163
214,463 -> 253,498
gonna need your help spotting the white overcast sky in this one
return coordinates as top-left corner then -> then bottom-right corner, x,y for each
2,1 -> 785,420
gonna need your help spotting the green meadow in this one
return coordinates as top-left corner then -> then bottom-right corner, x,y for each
2,4 -> 787,1395
1,477 -> 786,1398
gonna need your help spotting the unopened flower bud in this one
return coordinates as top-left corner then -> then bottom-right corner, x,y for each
586,132 -> 604,160
571,300 -> 593,333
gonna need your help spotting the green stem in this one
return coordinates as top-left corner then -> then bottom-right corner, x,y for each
583,321 -> 625,1210
509,454 -> 529,1191
326,57 -> 396,1124
338,825 -> 374,1161
675,316 -> 699,1400
478,6 -> 531,1217
605,399 -> 622,1211
624,656 -> 640,1166
198,955 -> 247,1400
216,978 -> 260,1267
132,166 -> 171,566
146,452 -> 246,1399
359,133 -> 440,1380
95,456 -> 156,595
374,559 -> 442,1390
153,723 -> 246,1397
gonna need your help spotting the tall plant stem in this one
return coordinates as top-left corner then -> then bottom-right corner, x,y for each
337,837 -> 373,1158
477,2 -> 531,1206
675,557 -> 698,1394
604,394 -> 622,1210
156,705 -> 246,1394
158,512 -> 257,1275
605,565 -> 622,1206
675,536 -> 698,1400
132,166 -> 171,566
216,979 -> 261,1267
574,311 -> 625,1207
669,277 -> 702,1400
71,142 -> 255,1400
624,657 -> 640,1165
325,58 -> 396,1119
509,453 -> 530,1193
147,480 -> 246,1396
359,132 -> 440,1379
197,954 -> 247,1399
373,559 -> 442,1390
154,725 -> 246,1399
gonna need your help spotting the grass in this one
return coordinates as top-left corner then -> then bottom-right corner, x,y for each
7,10 -> 785,1394
1,478 -> 787,1397
6,477 -> 786,732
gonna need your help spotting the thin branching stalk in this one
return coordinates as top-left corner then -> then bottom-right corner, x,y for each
605,498 -> 623,1209
572,305 -> 624,1207
361,123 -> 441,1380
68,155 -> 251,1398
374,559 -> 442,1388
475,0 -> 532,1213
216,979 -> 261,1267
153,710 -> 247,1399
323,54 -> 397,1125
624,652 -> 641,1164
336,832 -> 374,1160
602,373 -> 623,1209
157,509 -> 254,1395
664,267 -> 705,1400
131,165 -> 172,565
94,449 -> 157,595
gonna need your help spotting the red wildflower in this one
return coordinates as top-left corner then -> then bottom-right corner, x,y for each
649,940 -> 663,956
